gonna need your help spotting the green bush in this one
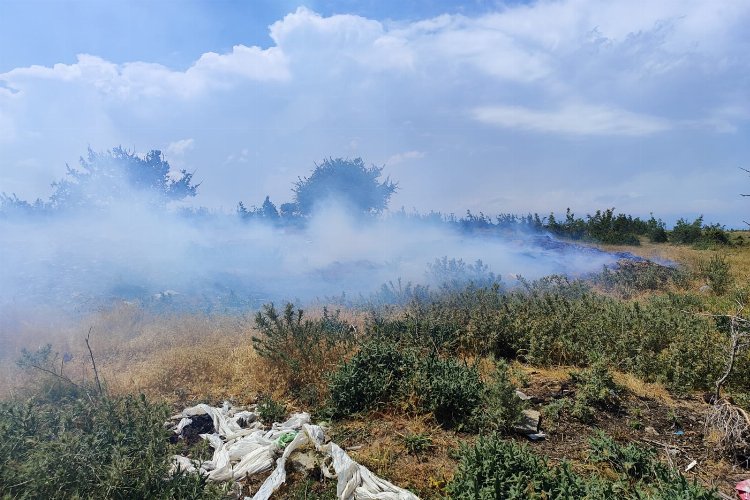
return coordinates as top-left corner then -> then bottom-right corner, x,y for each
479,359 -> 526,433
570,362 -> 620,423
253,303 -> 354,391
327,340 -> 416,417
446,436 -> 617,499
256,394 -> 287,424
699,254 -> 733,295
416,356 -> 484,429
0,395 -> 224,499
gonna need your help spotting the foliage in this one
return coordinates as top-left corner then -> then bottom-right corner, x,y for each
51,147 -> 197,210
326,340 -> 417,417
291,157 -> 397,216
479,359 -> 526,433
401,432 -> 433,455
425,257 -> 499,290
446,436 -> 618,499
446,434 -> 716,499
592,260 -> 688,298
0,395 -> 223,499
256,394 -> 288,424
252,303 -> 354,393
416,356 -> 484,429
698,254 -> 733,295
671,216 -> 705,245
569,361 -> 620,423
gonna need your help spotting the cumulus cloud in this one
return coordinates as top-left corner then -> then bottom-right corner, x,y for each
0,1 -> 749,224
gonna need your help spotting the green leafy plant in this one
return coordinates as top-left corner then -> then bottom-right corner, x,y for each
0,395 -> 224,499
416,356 -> 484,429
326,340 -> 416,417
257,394 -> 288,424
699,254 -> 733,295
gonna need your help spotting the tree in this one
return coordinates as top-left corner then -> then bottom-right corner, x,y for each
291,158 -> 397,216
48,146 -> 198,210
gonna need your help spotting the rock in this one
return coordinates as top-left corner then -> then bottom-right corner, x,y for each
515,409 -> 541,434
644,426 -> 659,436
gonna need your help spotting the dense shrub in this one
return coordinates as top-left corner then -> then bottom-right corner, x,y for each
326,340 -> 416,417
253,303 -> 354,393
0,395 -> 223,499
570,362 -> 620,423
592,260 -> 688,298
479,359 -> 526,432
699,254 -> 733,295
416,356 -> 484,429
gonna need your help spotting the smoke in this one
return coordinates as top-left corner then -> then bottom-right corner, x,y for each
0,193 -> 625,318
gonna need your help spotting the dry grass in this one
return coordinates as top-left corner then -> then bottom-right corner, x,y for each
331,411 -> 461,499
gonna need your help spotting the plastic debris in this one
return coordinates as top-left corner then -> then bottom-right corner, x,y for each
684,460 -> 697,472
737,479 -> 750,500
170,401 -> 419,499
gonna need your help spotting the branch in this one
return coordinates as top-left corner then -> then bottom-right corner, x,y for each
85,327 -> 103,397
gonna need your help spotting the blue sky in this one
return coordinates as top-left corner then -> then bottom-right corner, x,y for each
1,0 -> 749,225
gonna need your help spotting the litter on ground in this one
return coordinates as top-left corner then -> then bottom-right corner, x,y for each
170,402 -> 420,500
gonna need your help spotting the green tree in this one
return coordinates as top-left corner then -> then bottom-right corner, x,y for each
291,158 -> 396,216
49,147 -> 197,210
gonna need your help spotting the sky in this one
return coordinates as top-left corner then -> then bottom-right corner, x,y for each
1,0 -> 749,226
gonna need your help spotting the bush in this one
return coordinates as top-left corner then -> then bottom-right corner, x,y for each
446,436 -> 616,499
416,356 -> 484,429
0,395 -> 223,499
570,362 -> 620,423
326,340 -> 416,417
253,303 -> 354,393
479,359 -> 526,433
671,217 -> 704,244
256,394 -> 287,424
699,254 -> 733,295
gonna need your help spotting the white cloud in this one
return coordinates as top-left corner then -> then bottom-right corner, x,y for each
473,103 -> 671,136
387,150 -> 425,165
166,138 -> 194,156
0,1 -> 749,224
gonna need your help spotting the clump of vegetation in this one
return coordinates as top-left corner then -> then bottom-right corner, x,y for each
327,340 -> 416,417
256,394 -> 288,424
400,432 -> 433,455
0,395 -> 224,499
592,260 -> 688,298
446,434 -> 716,499
479,359 -> 526,433
416,356 -> 484,429
698,254 -> 733,295
570,362 -> 620,423
252,303 -> 354,394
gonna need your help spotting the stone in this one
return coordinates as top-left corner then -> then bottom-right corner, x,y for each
515,409 -> 541,434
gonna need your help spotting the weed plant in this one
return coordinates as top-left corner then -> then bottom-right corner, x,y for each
0,395 -> 224,499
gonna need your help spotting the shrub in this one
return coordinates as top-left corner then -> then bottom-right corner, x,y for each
446,436 -> 616,499
0,395 -> 223,499
570,362 -> 620,423
479,359 -> 526,433
416,356 -> 484,429
256,394 -> 287,424
671,216 -> 704,244
326,340 -> 416,417
699,254 -> 733,295
253,303 -> 354,393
